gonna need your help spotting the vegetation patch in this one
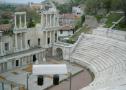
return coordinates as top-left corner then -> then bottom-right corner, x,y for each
67,26 -> 91,44
95,15 -> 104,23
114,19 -> 126,31
104,12 -> 123,28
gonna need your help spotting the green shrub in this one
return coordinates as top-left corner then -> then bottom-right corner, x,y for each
95,15 -> 103,23
67,39 -> 75,44
27,18 -> 36,28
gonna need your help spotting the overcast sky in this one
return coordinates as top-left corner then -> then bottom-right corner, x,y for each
3,0 -> 45,4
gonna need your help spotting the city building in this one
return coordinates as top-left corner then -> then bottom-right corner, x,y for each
58,25 -> 75,41
58,13 -> 79,40
72,6 -> 84,16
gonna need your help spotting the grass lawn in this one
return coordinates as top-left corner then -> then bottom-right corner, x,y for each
67,26 -> 92,44
104,12 -> 123,28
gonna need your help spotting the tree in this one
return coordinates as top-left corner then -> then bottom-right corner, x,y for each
1,12 -> 13,19
54,2 -> 72,14
15,6 -> 40,24
102,0 -> 112,13
81,14 -> 85,25
120,0 -> 126,23
27,18 -> 35,28
85,0 -> 101,15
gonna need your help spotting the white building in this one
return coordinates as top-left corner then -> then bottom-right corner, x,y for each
58,25 -> 75,41
72,6 -> 83,16
58,13 -> 79,41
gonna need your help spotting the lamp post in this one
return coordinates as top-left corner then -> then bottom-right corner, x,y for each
26,73 -> 31,90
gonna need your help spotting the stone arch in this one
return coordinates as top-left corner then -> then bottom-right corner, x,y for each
56,48 -> 63,60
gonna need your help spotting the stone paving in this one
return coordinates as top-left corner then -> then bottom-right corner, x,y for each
0,59 -> 84,90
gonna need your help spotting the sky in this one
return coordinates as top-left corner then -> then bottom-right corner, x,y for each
2,0 -> 45,4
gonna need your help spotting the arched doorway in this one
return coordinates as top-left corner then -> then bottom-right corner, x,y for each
56,48 -> 63,60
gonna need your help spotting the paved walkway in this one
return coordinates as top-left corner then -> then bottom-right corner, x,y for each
0,59 -> 92,90
48,69 -> 92,90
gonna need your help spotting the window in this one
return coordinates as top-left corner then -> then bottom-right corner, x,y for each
28,40 -> 30,47
33,55 -> 37,62
77,13 -> 81,15
38,38 -> 40,46
16,60 -> 19,66
5,43 -> 9,51
60,30 -> 63,34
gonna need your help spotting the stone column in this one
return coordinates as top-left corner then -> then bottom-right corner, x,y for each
57,15 -> 59,26
20,33 -> 23,50
41,52 -> 43,62
50,31 -> 52,44
43,50 -> 46,62
52,31 -> 54,43
15,33 -> 18,51
46,14 -> 48,27
12,60 -> 15,68
1,63 -> 4,73
39,53 -> 41,62
45,31 -> 47,47
50,14 -> 52,27
20,58 -> 22,67
0,37 -> 3,55
58,15 -> 59,26
57,30 -> 58,42
19,15 -> 22,28
14,15 -> 17,29
24,14 -> 27,28
4,62 -> 7,72
24,33 -> 28,49
53,14 -> 55,26
54,30 -> 56,42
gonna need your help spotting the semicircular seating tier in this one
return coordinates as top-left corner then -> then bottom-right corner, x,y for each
71,34 -> 126,90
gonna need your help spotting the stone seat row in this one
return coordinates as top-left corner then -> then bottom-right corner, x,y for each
71,34 -> 126,90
